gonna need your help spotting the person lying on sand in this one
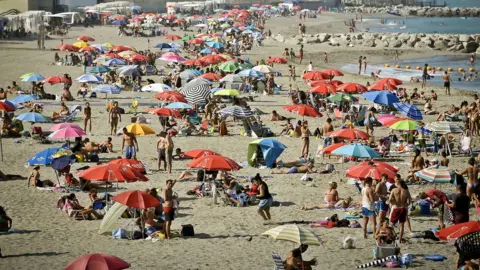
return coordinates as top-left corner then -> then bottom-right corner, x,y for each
52,102 -> 70,121
271,162 -> 316,174
302,182 -> 354,210
270,110 -> 286,121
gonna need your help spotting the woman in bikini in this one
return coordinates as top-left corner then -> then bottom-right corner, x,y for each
83,102 -> 92,134
302,182 -> 353,210
364,107 -> 376,136
407,148 -> 424,182
456,157 -> 480,199
300,121 -> 311,159
28,166 -> 55,188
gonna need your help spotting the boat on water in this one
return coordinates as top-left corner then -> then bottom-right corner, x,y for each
387,10 -> 401,16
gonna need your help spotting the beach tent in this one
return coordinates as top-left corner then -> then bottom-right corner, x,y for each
247,138 -> 287,168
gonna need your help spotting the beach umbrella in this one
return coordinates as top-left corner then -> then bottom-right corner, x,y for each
187,155 -> 241,171
154,43 -> 172,49
77,35 -> 95,42
369,82 -> 398,91
180,70 -> 202,81
199,73 -> 222,81
56,44 -> 79,52
327,128 -> 369,140
165,35 -> 182,40
11,94 -> 39,104
205,41 -> 224,49
93,56 -> 112,64
377,77 -> 403,85
76,74 -> 103,83
214,89 -> 241,96
382,117 -> 409,127
117,51 -> 137,58
436,221 -> 480,243
125,123 -> 155,136
247,138 -> 287,168
322,69 -> 344,77
307,82 -> 337,95
79,46 -> 98,53
117,65 -> 140,76
112,190 -> 160,209
262,224 -> 322,246
184,59 -> 207,67
389,119 -> 419,131
78,163 -> 148,182
72,41 -> 88,48
327,93 -> 358,103
141,83 -> 172,92
108,158 -> 146,172
130,54 -> 148,62
1,100 -> 18,110
103,58 -> 126,66
195,23 -> 207,28
159,53 -> 185,63
88,66 -> 111,74
94,84 -> 121,94
26,147 -> 60,166
42,76 -> 67,85
393,102 -> 423,120
51,155 -> 75,171
237,69 -> 264,78
219,74 -> 242,83
346,162 -> 396,182
20,73 -> 34,79
0,102 -> 15,112
320,143 -> 347,155
310,80 -> 343,87
149,108 -> 182,118
332,143 -> 381,158
180,80 -> 211,105
349,161 -> 399,173
173,18 -> 186,24
219,62 -> 239,72
188,38 -> 204,45
16,112 -> 48,123
90,44 -> 109,52
50,123 -> 82,132
200,55 -> 226,65
199,48 -> 212,54
252,65 -> 275,73
48,127 -> 87,139
218,106 -> 253,118
111,45 -> 130,52
65,253 -> 130,270
425,121 -> 463,134
415,167 -> 453,183
21,73 -> 45,82
362,91 -> 399,105
99,202 -> 128,233
302,70 -> 329,80
377,114 -> 398,125
155,92 -> 187,103
182,35 -> 196,42
337,83 -> 368,93
166,102 -> 192,110
283,104 -> 322,118
112,20 -> 127,26
184,149 -> 221,159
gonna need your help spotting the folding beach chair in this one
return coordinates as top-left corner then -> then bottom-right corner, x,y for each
272,252 -> 286,270
455,231 -> 480,269
458,134 -> 472,156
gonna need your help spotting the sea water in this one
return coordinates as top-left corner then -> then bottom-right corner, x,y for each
361,17 -> 480,34
341,55 -> 480,91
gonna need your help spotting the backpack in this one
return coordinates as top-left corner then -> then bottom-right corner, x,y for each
181,224 -> 194,237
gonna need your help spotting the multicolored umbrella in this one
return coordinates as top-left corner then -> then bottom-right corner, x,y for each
218,106 -> 253,118
0,102 -> 15,112
425,121 -> 463,134
26,147 -> 61,166
320,143 -> 347,155
262,224 -> 322,246
21,73 -> 45,82
415,167 -> 454,183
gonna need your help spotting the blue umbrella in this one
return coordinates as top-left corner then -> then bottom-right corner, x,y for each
94,84 -> 121,94
332,143 -> 381,158
362,91 -> 399,105
180,69 -> 202,81
166,102 -> 193,109
155,43 -> 172,49
16,112 -> 49,123
240,57 -> 251,64
417,126 -> 432,135
76,74 -> 104,83
130,6 -> 142,11
11,94 -> 39,104
21,74 -> 45,82
112,20 -> 127,26
89,66 -> 111,74
51,155 -> 75,171
393,102 -> 423,120
200,48 -> 212,54
169,42 -> 183,48
243,30 -> 254,35
238,69 -> 265,78
248,138 -> 287,168
161,48 -> 181,53
103,58 -> 126,66
205,41 -> 224,49
2,100 -> 18,110
27,147 -> 60,166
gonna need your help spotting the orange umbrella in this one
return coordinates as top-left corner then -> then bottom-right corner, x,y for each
321,143 -> 347,155
337,83 -> 368,93
184,59 -> 207,67
77,164 -> 148,182
188,38 -> 204,45
42,76 -> 67,84
154,92 -> 187,103
322,69 -> 344,76
199,73 -> 222,81
200,55 -> 226,65
165,35 -> 181,40
77,35 -> 95,42
436,221 -> 480,242
369,82 -> 398,91
266,57 -> 288,64
310,80 -> 343,87
307,82 -> 337,94
130,54 -> 147,62
283,104 -> 322,118
302,70 -> 329,80
65,253 -> 130,270
346,162 -> 396,182
112,190 -> 160,209
187,155 -> 241,171
148,108 -> 182,118
184,149 -> 222,159
108,158 -> 146,172
327,128 -> 369,140
56,44 -> 79,52
377,77 -> 403,85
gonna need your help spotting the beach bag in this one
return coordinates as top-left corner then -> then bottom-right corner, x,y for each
181,224 -> 194,237
112,228 -> 127,239
343,236 -> 356,249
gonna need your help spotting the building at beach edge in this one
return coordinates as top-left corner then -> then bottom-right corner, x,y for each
0,0 -> 54,13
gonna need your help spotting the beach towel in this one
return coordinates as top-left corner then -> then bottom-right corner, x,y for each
356,255 -> 398,268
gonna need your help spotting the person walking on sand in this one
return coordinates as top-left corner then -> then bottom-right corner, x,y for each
156,131 -> 168,171
389,179 -> 411,243
122,127 -> 139,159
358,56 -> 363,75
109,102 -> 121,135
422,63 -> 429,88
363,56 -> 367,74
443,71 -> 452,95
83,102 -> 92,134
254,174 -> 273,222
162,179 -> 177,239
299,45 -> 304,64
361,177 -> 376,239
394,50 -> 399,60
301,120 -> 311,159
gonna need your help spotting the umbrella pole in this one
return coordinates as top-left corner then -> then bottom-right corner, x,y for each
0,132 -> 3,162
54,170 -> 61,186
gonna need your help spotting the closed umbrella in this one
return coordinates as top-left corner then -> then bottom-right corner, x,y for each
16,112 -> 49,123
218,106 -> 253,118
332,143 -> 381,158
393,102 -> 423,120
65,253 -> 130,270
362,91 -> 399,105
262,224 -> 322,246
415,167 -> 454,183
187,155 -> 241,171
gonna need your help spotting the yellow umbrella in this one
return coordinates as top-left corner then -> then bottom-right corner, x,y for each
214,89 -> 240,96
103,43 -> 114,49
118,51 -> 137,58
389,119 -> 419,131
262,224 -> 322,246
73,41 -> 88,48
125,123 -> 155,135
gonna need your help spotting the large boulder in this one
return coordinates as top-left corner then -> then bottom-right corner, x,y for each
329,38 -> 340,46
274,34 -> 285,43
434,40 -> 449,50
442,7 -> 452,17
391,39 -> 403,48
417,9 -> 426,17
415,41 -> 431,49
459,35 -> 472,42
303,36 -> 320,44
420,37 -> 434,47
398,34 -> 411,42
363,38 -> 375,47
465,42 -> 479,53
448,37 -> 459,47
459,8 -> 470,17
476,46 -> 480,54
406,39 -> 417,47
318,33 -> 331,43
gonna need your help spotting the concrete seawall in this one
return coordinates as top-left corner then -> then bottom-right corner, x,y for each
344,6 -> 480,17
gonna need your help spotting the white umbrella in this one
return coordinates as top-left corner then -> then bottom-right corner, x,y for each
219,74 -> 243,83
195,23 -> 207,28
253,65 -> 275,73
141,83 -> 172,92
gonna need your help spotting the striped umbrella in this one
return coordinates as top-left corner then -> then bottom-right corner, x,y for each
425,121 -> 463,134
415,167 -> 453,183
180,79 -> 211,105
393,102 -> 423,120
98,202 -> 128,234
218,106 -> 253,118
262,224 -> 322,246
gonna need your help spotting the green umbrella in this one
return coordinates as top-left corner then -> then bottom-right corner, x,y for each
327,93 -> 358,103
239,62 -> 254,69
182,35 -> 196,42
220,23 -> 230,29
20,73 -> 35,79
389,119 -> 419,131
219,62 -> 239,72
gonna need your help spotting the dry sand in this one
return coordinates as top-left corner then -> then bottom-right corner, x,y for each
0,12 -> 477,270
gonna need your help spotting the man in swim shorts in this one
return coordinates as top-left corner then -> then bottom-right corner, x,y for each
122,128 -> 138,159
389,179 -> 411,242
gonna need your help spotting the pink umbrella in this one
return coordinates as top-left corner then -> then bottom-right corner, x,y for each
50,123 -> 83,132
377,114 -> 399,125
48,127 -> 87,139
158,53 -> 185,63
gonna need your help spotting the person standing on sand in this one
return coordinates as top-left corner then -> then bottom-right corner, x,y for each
363,56 -> 367,74
361,177 -> 376,239
122,127 -> 139,160
443,71 -> 452,95
389,179 -> 411,243
358,56 -> 362,75
109,102 -> 121,135
298,23 -> 302,36
162,179 -> 177,239
165,132 -> 174,174
322,118 -> 334,146
254,174 -> 272,222
300,120 -> 311,159
422,63 -> 429,88
83,102 -> 92,134
298,45 -> 304,64
394,50 -> 399,60
156,131 -> 168,171
324,52 -> 328,63
375,173 -> 389,226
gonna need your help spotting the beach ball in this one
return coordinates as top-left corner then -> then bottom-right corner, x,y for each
448,67 -> 453,71
395,65 -> 400,68
469,68 -> 475,72
415,66 -> 421,70
406,66 -> 411,69
458,68 -> 464,72
436,67 -> 443,71
385,64 -> 390,67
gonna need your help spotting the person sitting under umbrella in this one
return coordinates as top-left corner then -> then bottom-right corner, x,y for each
28,166 -> 55,188
64,193 -> 102,220
52,102 -> 70,121
285,245 -> 317,270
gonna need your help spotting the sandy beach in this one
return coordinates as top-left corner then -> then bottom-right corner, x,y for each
0,11 -> 478,270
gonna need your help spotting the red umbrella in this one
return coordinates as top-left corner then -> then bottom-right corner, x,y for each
108,158 -> 146,172
302,70 -> 330,80
154,92 -> 187,103
130,54 -> 147,62
184,59 -> 207,67
166,14 -> 176,20
104,53 -> 122,59
320,143 -> 347,155
187,155 -> 241,171
327,128 -> 369,140
346,162 -> 397,182
165,35 -> 181,40
110,45 -> 130,52
173,18 -> 185,24
188,38 -> 204,45
56,44 -> 79,52
337,83 -> 368,93
199,73 -> 222,81
377,77 -> 403,86
322,69 -> 344,77
112,190 -> 160,209
0,102 -> 15,112
77,164 -> 148,182
148,108 -> 182,118
355,161 -> 399,172
266,57 -> 288,64
307,82 -> 337,94
200,55 -> 226,65
283,104 -> 322,118
42,76 -> 67,85
310,80 -> 343,87
77,35 -> 95,42
436,221 -> 480,242
79,46 -> 98,52
368,82 -> 398,91
65,253 -> 130,270
184,149 -> 222,159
